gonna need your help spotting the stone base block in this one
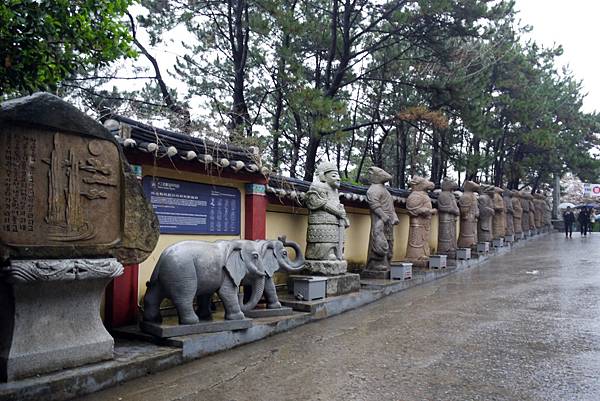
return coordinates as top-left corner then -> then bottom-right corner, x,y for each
390,263 -> 412,280
477,242 -> 490,253
429,255 -> 447,269
505,234 -> 514,243
244,307 -> 294,318
515,232 -> 523,240
303,260 -> 348,275
456,248 -> 471,260
492,238 -> 504,248
140,319 -> 252,338
325,273 -> 360,296
1,259 -> 122,382
360,269 -> 390,280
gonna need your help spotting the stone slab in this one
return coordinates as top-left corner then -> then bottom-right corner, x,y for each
244,307 -> 294,318
303,260 -> 348,275
139,319 -> 252,338
360,269 -> 390,280
325,273 -> 360,296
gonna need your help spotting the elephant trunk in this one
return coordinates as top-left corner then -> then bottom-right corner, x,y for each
282,239 -> 305,271
241,277 -> 265,312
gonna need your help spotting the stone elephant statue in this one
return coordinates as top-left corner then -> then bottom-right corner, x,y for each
240,236 -> 305,311
142,239 -> 265,325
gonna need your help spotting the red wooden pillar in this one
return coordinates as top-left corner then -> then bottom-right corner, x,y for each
244,183 -> 268,240
104,264 -> 139,328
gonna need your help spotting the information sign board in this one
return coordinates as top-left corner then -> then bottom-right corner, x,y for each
142,176 -> 241,235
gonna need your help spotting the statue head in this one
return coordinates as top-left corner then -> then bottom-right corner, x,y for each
463,181 -> 480,193
441,177 -> 458,192
368,166 -> 392,184
316,161 -> 341,189
409,176 -> 434,192
511,189 -> 520,197
481,184 -> 495,195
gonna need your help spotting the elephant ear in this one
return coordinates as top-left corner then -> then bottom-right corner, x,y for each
224,247 -> 246,287
261,242 -> 279,277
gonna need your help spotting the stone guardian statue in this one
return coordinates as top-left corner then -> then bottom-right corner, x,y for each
364,167 -> 400,275
512,190 -> 523,237
520,190 -> 530,235
492,187 -> 506,240
437,178 -> 460,258
304,161 -> 350,275
405,176 -> 436,267
457,181 -> 480,249
477,185 -> 495,243
503,189 -> 514,239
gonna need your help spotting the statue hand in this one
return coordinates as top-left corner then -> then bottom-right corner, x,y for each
431,209 -> 438,215
392,217 -> 400,225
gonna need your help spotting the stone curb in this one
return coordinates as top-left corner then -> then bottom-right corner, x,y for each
0,232 -> 552,401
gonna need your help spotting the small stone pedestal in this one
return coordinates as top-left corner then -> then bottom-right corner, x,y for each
515,232 -> 523,240
390,263 -> 412,280
477,242 -> 490,254
492,238 -> 504,248
504,234 -> 514,243
0,259 -> 123,382
456,248 -> 471,260
429,255 -> 447,269
289,276 -> 327,301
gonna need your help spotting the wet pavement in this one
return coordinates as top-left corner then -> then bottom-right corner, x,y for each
79,233 -> 600,401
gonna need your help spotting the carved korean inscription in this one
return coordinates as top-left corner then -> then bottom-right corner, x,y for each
0,128 -> 121,246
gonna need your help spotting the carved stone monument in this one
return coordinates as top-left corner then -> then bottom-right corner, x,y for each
437,178 -> 460,259
477,185 -> 495,243
404,176 -> 436,268
520,190 -> 530,236
457,181 -> 480,249
362,167 -> 400,279
503,189 -> 515,240
303,162 -> 359,295
534,192 -> 545,230
512,190 -> 523,238
528,194 -> 536,233
0,93 -> 159,382
492,187 -> 506,240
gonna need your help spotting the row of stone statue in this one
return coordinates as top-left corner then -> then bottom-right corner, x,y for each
364,171 -> 553,271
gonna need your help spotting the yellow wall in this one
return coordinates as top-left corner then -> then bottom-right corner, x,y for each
138,166 -> 247,302
264,204 -> 442,270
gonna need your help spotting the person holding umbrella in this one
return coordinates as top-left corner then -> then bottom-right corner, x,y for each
563,206 -> 575,238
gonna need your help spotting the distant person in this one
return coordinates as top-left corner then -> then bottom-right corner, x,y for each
578,208 -> 590,236
590,209 -> 597,233
563,207 -> 575,238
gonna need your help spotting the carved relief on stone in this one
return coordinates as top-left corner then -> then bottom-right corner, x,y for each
1,258 -> 123,283
477,185 -> 495,242
457,181 -> 480,248
503,189 -> 515,236
404,176 -> 436,266
304,162 -> 349,262
492,187 -> 506,240
511,190 -> 523,234
437,178 -> 460,257
365,167 -> 399,272
0,93 -> 159,264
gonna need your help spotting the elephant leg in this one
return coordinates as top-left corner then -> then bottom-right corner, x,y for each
264,277 -> 282,309
171,284 -> 200,325
143,283 -> 164,323
218,276 -> 245,320
195,294 -> 213,321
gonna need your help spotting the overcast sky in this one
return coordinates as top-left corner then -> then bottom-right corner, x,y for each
515,0 -> 600,113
